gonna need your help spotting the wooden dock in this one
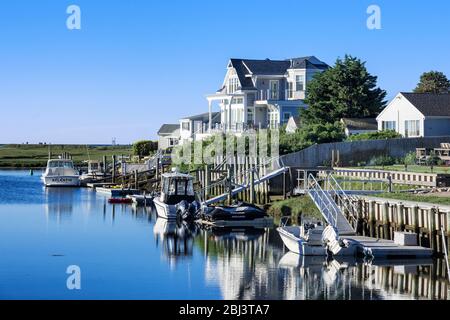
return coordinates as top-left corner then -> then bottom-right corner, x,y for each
346,235 -> 434,259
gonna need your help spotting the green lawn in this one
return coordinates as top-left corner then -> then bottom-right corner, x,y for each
372,192 -> 450,206
0,144 -> 133,168
353,165 -> 450,174
267,196 -> 323,224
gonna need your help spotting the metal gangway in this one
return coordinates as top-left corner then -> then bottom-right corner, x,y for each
199,156 -> 288,206
307,173 -> 357,236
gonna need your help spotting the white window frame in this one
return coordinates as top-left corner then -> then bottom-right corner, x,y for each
404,120 -> 420,137
296,75 -> 305,92
382,121 -> 396,131
269,80 -> 279,100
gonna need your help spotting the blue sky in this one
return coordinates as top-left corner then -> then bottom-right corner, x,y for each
0,0 -> 449,144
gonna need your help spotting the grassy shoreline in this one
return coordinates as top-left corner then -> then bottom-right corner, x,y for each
0,144 -> 133,168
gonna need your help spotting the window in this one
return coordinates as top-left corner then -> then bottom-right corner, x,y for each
269,80 -> 279,100
228,78 -> 239,93
287,82 -> 294,98
231,97 -> 243,104
268,110 -> 279,129
405,120 -> 420,137
247,108 -> 254,124
382,121 -> 396,131
283,112 -> 292,122
181,121 -> 190,131
168,138 -> 178,146
296,75 -> 305,91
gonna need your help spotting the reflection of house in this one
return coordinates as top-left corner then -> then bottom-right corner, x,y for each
377,93 -> 450,137
179,112 -> 220,144
204,56 -> 329,135
341,118 -> 377,137
157,124 -> 180,150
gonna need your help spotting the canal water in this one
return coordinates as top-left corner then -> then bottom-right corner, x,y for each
0,170 -> 448,300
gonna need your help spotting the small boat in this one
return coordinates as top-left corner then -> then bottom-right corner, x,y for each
41,159 -> 80,187
127,194 -> 154,206
277,223 -> 327,256
153,171 -> 199,220
197,202 -> 272,227
80,160 -> 107,183
108,197 -> 133,204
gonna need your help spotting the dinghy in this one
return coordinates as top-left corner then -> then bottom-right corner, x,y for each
277,223 -> 327,256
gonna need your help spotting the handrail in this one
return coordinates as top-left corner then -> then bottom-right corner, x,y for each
307,174 -> 338,228
327,174 -> 358,224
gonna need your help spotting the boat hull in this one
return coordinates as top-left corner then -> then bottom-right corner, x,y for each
153,198 -> 177,219
41,175 -> 80,187
277,227 -> 327,256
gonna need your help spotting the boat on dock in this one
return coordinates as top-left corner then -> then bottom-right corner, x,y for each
127,194 -> 154,206
80,160 -> 107,183
41,159 -> 80,187
153,171 -> 199,220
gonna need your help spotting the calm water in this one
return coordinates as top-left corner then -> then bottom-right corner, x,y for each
0,170 -> 448,300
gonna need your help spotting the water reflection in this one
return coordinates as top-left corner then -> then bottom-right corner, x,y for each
44,187 -> 76,222
153,218 -> 199,267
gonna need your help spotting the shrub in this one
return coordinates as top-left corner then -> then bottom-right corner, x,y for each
369,155 -> 396,166
347,130 -> 402,141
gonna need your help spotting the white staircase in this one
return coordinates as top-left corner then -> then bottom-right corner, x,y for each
307,174 -> 356,236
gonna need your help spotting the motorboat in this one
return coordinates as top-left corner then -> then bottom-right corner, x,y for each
277,223 -> 327,256
80,160 -> 106,183
41,159 -> 80,187
153,171 -> 199,220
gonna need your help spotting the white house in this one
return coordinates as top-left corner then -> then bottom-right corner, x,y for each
179,112 -> 221,144
204,56 -> 329,134
376,92 -> 450,137
157,124 -> 180,150
340,118 -> 378,137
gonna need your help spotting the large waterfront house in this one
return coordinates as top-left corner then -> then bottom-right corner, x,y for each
377,92 -> 450,137
200,56 -> 329,135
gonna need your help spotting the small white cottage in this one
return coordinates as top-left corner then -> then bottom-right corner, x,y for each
376,92 -> 450,137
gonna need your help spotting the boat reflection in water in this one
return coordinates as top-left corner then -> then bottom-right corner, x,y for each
153,218 -> 199,268
197,226 -> 449,300
44,187 -> 76,222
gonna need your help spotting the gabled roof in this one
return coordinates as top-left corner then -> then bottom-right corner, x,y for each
401,93 -> 450,117
157,124 -> 179,135
181,112 -> 220,123
341,118 -> 378,131
226,56 -> 329,91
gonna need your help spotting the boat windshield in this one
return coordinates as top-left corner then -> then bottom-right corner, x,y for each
48,161 -> 74,168
163,178 -> 194,196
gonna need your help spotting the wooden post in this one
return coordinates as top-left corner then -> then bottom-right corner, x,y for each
369,200 -> 376,237
205,165 -> 210,200
112,155 -> 117,184
382,202 -> 390,240
250,167 -> 255,204
283,170 -> 287,200
134,170 -> 138,190
429,207 -> 437,252
397,203 -> 405,231
103,155 -> 107,174
227,165 -> 233,205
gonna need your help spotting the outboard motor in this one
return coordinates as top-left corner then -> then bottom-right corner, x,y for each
175,200 -> 199,221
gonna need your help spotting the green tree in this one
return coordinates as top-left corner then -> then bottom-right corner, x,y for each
414,71 -> 450,94
279,122 -> 345,154
302,55 -> 387,125
132,140 -> 158,159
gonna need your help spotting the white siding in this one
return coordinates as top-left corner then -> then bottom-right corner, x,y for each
377,93 -> 425,137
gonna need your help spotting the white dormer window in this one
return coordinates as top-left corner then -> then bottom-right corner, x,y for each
228,77 -> 239,93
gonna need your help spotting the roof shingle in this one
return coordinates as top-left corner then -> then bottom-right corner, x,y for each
401,92 -> 450,117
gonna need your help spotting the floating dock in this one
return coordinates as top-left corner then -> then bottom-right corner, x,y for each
96,187 -> 140,197
346,236 -> 433,259
126,194 -> 154,206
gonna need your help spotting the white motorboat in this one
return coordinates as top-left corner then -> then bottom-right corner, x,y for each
153,171 -> 199,220
41,159 -> 80,187
277,224 -> 327,256
80,160 -> 106,182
